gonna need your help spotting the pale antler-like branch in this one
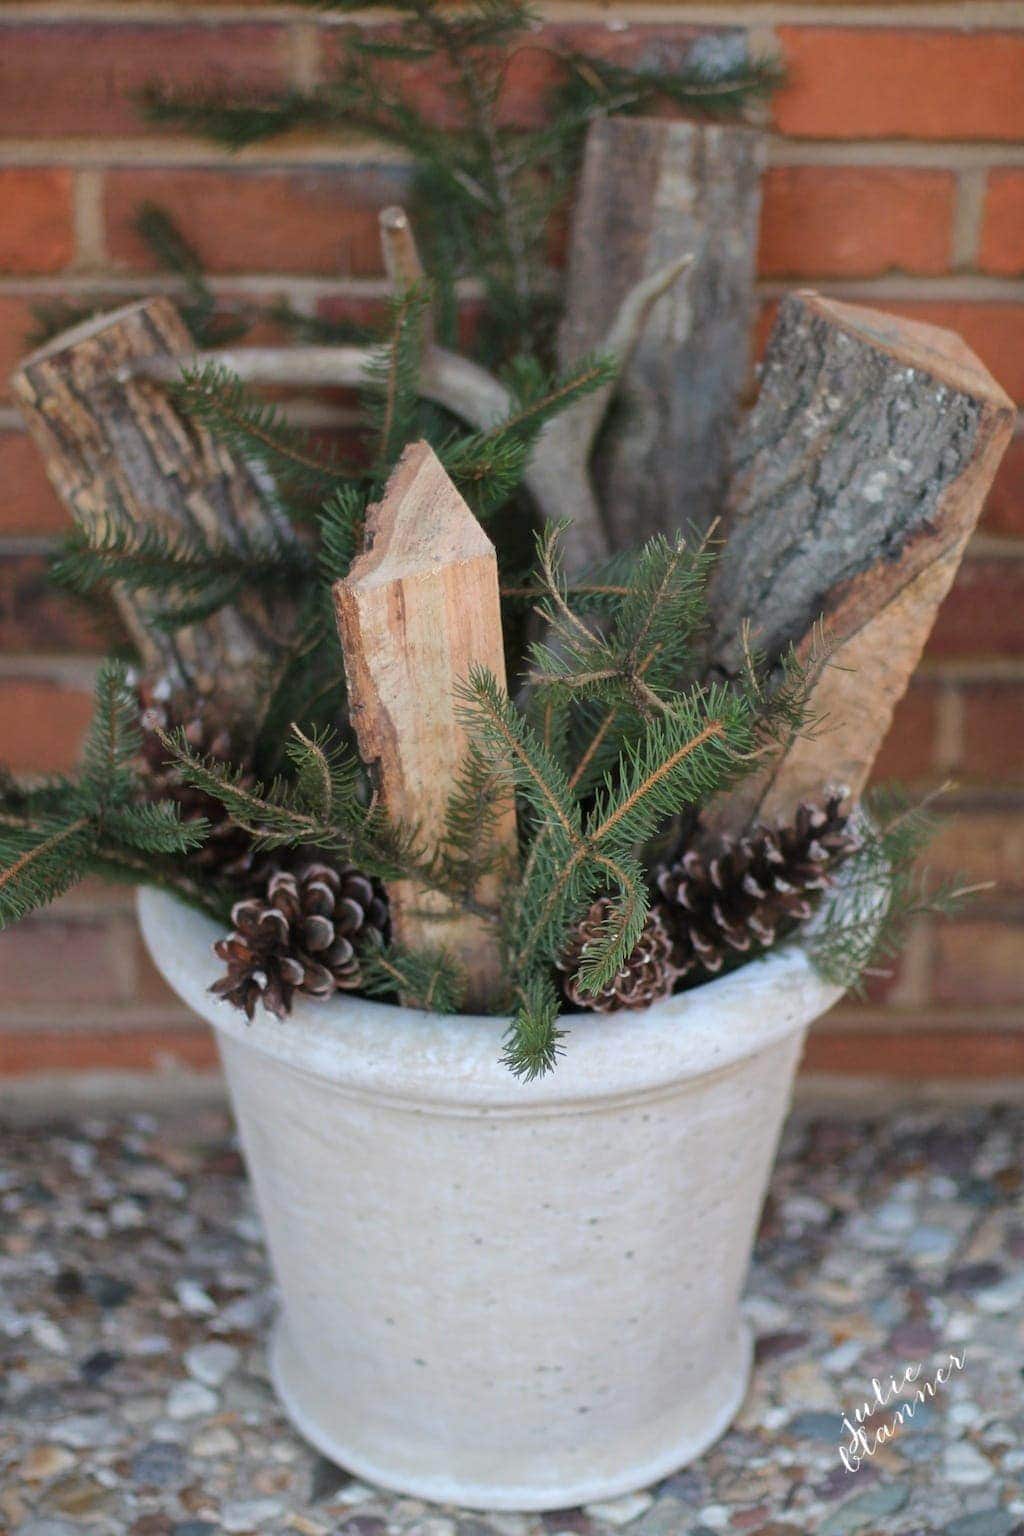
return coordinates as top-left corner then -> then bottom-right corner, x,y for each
132,211 -> 693,575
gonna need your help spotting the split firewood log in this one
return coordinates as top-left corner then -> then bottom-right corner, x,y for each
11,298 -> 300,739
702,292 -> 1015,836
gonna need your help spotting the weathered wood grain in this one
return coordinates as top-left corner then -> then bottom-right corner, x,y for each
558,116 -> 765,548
11,297 -> 299,737
334,441 -> 517,1008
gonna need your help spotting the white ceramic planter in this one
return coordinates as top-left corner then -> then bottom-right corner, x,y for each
138,885 -> 845,1511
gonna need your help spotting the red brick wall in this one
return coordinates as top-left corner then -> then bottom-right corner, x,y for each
1,2 -> 1022,1084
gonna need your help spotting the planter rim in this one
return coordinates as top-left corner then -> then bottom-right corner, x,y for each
138,885 -> 849,1111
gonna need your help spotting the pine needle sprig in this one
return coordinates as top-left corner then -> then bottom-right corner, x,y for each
174,363 -> 355,496
134,203 -> 250,347
0,662 -> 218,927
51,509 -> 312,629
363,285 -> 432,478
504,969 -> 566,1081
807,786 -> 986,993
557,48 -> 784,124
360,941 -> 467,1015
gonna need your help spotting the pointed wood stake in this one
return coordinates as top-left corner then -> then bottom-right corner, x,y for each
333,442 -> 517,1010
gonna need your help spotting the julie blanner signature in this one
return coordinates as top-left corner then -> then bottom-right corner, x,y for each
838,1352 -> 966,1472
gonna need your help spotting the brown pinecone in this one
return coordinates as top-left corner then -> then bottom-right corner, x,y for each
211,862 -> 389,1021
654,792 -> 860,979
137,687 -> 258,884
556,896 -> 677,1013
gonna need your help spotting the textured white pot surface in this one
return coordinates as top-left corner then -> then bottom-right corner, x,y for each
138,886 -> 845,1510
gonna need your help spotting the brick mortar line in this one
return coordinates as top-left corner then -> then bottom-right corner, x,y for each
0,1012 -> 206,1037
4,138 -> 1024,170
0,654 -> 101,687
952,166 -> 988,271
3,273 -> 1024,301
821,1010 -> 1024,1032
3,3 -> 1024,27
4,648 -> 1023,685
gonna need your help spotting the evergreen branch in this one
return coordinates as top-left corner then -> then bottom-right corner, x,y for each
503,968 -> 565,1081
174,363 -> 352,493
51,512 -> 311,607
364,285 -> 432,476
0,818 -> 95,926
360,942 -> 467,1014
806,786 -> 982,993
134,203 -> 250,347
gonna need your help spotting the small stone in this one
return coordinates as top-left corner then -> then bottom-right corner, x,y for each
166,1380 -> 219,1419
820,1482 -> 910,1535
109,1196 -> 145,1229
12,1522 -> 83,1536
335,1480 -> 378,1505
632,1497 -> 692,1536
944,1442 -> 994,1485
132,1517 -> 173,1536
40,1473 -> 114,1518
131,1439 -> 187,1488
941,1513 -> 1019,1536
583,1492 -> 654,1526
975,1272 -> 1024,1314
30,1317 -> 69,1355
185,1341 -> 239,1387
309,1455 -> 351,1502
174,1278 -> 217,1316
49,1414 -> 117,1449
741,1295 -> 792,1332
220,1498 -> 285,1532
822,1340 -> 864,1374
83,1272 -> 134,1308
904,1225 -> 959,1263
786,1410 -> 841,1443
190,1424 -> 240,1458
172,1524 -> 219,1536
20,1444 -> 76,1482
407,1521 -> 456,1536
80,1348 -> 120,1383
288,1518 -> 329,1536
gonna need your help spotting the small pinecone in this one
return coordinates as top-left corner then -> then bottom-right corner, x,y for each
137,688 -> 257,883
654,792 -> 860,979
212,862 -> 389,1021
556,896 -> 677,1013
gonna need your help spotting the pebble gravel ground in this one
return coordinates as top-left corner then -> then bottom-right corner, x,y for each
1,1105 -> 1022,1536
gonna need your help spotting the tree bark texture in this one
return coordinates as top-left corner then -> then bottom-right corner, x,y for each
11,298 -> 299,737
703,292 -> 1015,836
558,117 -> 765,550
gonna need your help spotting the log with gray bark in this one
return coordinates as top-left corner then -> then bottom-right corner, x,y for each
558,116 -> 765,549
11,297 -> 300,738
703,291 -> 1015,837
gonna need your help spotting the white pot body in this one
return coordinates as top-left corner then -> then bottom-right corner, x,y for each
138,887 -> 843,1510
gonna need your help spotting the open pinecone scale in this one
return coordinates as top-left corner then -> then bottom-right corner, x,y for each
655,793 -> 860,981
557,794 -> 860,1014
213,863 -> 389,1020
